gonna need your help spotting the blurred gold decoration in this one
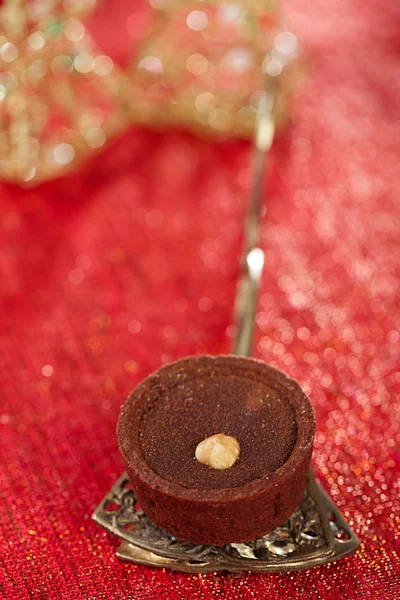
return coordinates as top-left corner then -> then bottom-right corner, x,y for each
128,0 -> 298,138
146,0 -> 277,17
0,0 -> 299,185
0,0 -> 131,184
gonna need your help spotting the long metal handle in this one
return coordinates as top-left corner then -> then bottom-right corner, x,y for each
233,87 -> 276,357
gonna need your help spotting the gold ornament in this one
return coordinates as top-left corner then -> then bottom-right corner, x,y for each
0,0 -> 131,184
128,0 -> 298,139
147,0 -> 278,18
0,0 -> 299,185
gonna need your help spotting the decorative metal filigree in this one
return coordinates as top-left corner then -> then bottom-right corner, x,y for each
92,470 -> 359,572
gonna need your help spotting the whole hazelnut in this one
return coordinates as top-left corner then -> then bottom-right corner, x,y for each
195,433 -> 240,470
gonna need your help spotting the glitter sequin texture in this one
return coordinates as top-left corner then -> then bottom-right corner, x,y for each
1,0 -> 400,598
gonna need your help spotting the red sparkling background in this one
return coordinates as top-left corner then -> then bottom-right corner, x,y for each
1,0 -> 400,598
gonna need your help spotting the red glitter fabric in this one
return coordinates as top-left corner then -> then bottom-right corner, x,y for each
1,1 -> 400,598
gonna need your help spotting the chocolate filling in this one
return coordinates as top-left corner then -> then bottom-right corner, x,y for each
139,374 -> 297,490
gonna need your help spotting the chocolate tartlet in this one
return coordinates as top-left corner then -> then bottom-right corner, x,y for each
117,355 -> 315,546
